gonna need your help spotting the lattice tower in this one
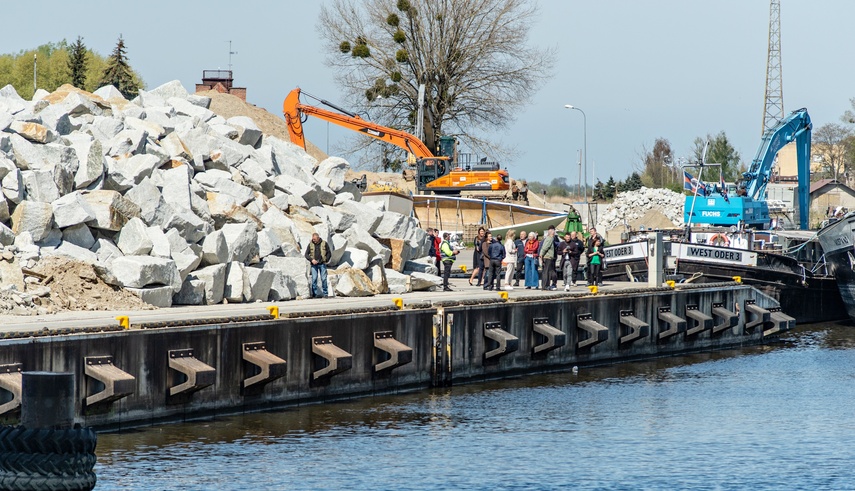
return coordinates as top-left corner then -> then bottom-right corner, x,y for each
762,0 -> 783,135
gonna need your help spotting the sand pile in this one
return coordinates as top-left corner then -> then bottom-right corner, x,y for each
32,256 -> 150,312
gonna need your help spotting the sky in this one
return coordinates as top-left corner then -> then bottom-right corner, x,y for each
2,0 -> 853,188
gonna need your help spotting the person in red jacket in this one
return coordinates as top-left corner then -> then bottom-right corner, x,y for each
433,229 -> 442,276
523,232 -> 540,289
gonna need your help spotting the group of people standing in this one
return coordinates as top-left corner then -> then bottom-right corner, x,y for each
466,226 -> 606,291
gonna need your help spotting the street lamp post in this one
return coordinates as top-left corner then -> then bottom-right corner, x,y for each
565,105 -> 588,224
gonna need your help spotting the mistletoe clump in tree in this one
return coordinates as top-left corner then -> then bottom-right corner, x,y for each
319,0 -> 555,164
99,35 -> 141,99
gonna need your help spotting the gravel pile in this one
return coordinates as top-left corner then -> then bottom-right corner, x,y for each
596,186 -> 684,232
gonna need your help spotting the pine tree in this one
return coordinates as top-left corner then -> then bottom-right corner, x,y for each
605,176 -> 617,199
593,180 -> 605,201
67,36 -> 88,89
99,35 -> 140,99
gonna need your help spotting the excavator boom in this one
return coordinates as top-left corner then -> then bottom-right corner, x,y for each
283,87 -> 510,197
283,88 -> 436,158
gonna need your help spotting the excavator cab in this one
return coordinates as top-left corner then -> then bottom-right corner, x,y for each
416,157 -> 451,191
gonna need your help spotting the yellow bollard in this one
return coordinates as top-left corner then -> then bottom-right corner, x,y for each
115,315 -> 129,330
666,280 -> 676,289
732,276 -> 742,284
587,285 -> 598,294
267,305 -> 279,319
460,265 -> 467,274
498,291 -> 508,300
393,297 -> 403,309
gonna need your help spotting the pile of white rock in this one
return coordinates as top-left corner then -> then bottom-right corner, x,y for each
0,81 -> 441,308
596,186 -> 684,231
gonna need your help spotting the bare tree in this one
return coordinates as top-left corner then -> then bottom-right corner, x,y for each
842,97 -> 855,125
638,138 -> 675,189
318,0 -> 556,166
812,123 -> 853,184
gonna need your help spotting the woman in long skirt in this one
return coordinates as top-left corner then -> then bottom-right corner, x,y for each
523,232 -> 540,289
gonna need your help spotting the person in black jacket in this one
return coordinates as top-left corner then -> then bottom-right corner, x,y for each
586,227 -> 605,285
485,233 -> 506,290
469,227 -> 486,286
558,232 -> 584,289
513,231 -> 527,286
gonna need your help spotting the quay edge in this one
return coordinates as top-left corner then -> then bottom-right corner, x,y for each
0,283 -> 794,430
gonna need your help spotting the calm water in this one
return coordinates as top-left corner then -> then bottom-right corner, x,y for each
94,322 -> 855,490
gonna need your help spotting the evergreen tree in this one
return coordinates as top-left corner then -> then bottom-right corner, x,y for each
99,35 -> 140,99
67,36 -> 88,89
626,172 -> 643,191
604,176 -> 617,199
593,179 -> 605,201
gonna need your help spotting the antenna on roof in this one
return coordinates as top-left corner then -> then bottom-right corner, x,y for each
228,40 -> 238,71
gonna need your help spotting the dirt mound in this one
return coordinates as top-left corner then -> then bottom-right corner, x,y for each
198,90 -> 328,163
31,257 -> 152,312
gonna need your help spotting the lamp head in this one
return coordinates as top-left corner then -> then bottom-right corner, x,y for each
564,104 -> 574,109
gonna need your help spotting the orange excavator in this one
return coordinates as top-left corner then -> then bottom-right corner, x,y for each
283,88 -> 510,197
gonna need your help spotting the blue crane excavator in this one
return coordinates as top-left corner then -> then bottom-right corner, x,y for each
684,107 -> 812,229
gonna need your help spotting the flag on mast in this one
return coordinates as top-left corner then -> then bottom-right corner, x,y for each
683,171 -> 706,194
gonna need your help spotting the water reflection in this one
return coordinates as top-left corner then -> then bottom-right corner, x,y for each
96,322 -> 855,490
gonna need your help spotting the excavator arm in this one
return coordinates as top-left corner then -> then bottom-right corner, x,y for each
743,108 -> 812,201
283,88 -> 437,159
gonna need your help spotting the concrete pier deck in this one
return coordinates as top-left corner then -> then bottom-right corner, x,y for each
0,278 -> 638,332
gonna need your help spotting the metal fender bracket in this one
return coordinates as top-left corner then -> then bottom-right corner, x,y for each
685,304 -> 713,337
483,322 -> 519,361
657,306 -> 687,341
619,310 -> 649,345
168,349 -> 216,397
577,314 -> 608,350
711,302 -> 738,335
0,363 -> 23,416
374,331 -> 413,373
312,336 -> 352,381
84,356 -> 136,407
765,307 -> 795,337
532,317 -> 566,356
242,342 -> 287,391
744,299 -> 771,334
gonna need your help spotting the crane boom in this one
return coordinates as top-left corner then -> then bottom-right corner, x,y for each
743,107 -> 812,202
283,88 -> 436,159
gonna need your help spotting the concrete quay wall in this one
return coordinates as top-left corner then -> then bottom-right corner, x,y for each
0,283 -> 791,430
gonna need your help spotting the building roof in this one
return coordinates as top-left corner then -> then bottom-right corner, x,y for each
810,179 -> 855,195
809,179 -> 848,194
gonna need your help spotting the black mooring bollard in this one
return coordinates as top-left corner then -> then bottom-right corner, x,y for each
21,371 -> 75,429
